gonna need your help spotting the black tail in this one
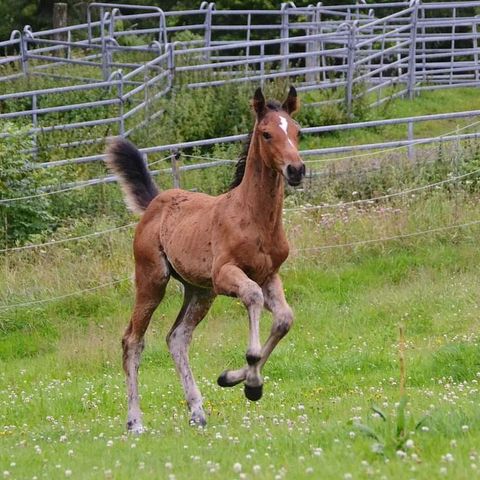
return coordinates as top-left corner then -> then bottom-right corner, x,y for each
105,137 -> 159,214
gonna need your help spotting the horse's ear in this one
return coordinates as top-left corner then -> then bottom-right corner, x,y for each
282,86 -> 299,115
252,87 -> 266,118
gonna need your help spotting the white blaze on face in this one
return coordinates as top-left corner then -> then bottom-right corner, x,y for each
279,115 -> 295,148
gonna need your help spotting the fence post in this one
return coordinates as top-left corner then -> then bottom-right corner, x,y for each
167,43 -> 175,90
407,0 -> 419,100
31,93 -> 38,159
158,8 -> 168,45
109,8 -> 120,40
449,7 -> 456,86
171,149 -> 181,188
305,5 -> 316,84
260,43 -> 265,88
420,3 -> 426,82
53,3 -> 68,57
407,120 -> 415,163
345,22 -> 357,119
20,27 -> 32,76
245,13 -> 251,75
110,71 -> 125,137
315,2 -> 327,83
473,15 -> 480,84
280,2 -> 295,71
203,2 -> 215,62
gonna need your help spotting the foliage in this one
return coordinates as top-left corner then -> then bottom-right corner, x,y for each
0,122 -> 54,246
2,194 -> 480,477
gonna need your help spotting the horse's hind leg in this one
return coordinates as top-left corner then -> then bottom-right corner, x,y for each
166,285 -> 215,426
123,254 -> 169,433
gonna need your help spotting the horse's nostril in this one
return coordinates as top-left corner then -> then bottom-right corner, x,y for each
287,164 -> 305,177
287,164 -> 296,176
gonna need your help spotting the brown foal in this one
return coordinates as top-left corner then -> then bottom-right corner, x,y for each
106,87 -> 305,432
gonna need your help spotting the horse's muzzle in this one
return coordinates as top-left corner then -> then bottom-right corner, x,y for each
286,163 -> 306,186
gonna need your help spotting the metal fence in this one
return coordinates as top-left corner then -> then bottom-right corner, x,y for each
2,0 -> 480,190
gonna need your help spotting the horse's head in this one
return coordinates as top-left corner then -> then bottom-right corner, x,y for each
252,86 -> 305,187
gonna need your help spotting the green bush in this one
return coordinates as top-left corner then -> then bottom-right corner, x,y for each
0,122 -> 54,246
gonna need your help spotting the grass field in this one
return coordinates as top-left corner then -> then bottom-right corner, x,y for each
3,59 -> 480,479
2,188 -> 480,479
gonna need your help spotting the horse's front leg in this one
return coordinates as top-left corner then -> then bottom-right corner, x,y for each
213,264 -> 264,401
217,274 -> 293,396
258,274 -> 294,368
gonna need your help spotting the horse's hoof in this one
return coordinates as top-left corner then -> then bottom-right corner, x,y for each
217,370 -> 243,388
244,384 -> 263,401
190,410 -> 207,427
126,420 -> 144,434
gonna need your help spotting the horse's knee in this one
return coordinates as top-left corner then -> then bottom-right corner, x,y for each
272,307 -> 294,337
241,282 -> 264,309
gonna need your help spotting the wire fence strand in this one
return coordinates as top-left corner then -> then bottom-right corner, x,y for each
284,168 -> 480,212
0,222 -> 136,254
295,219 -> 480,253
0,277 -> 131,311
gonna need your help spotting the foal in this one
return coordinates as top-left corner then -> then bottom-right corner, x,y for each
106,87 -> 305,432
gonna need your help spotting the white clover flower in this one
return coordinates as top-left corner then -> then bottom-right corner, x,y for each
443,453 -> 454,463
65,470 -> 72,477
233,463 -> 242,473
405,439 -> 414,449
396,450 -> 407,459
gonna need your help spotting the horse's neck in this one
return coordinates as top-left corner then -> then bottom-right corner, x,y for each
236,134 -> 284,230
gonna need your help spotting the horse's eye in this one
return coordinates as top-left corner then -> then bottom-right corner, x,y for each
262,132 -> 272,140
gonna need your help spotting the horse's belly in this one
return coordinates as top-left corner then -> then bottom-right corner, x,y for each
167,251 -> 213,288
163,230 -> 214,288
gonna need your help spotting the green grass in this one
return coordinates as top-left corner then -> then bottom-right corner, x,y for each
2,192 -> 480,479
2,59 -> 480,478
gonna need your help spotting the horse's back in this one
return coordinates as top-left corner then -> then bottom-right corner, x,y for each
136,188 -> 220,288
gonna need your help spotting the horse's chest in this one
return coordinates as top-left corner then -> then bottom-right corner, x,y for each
238,237 -> 288,283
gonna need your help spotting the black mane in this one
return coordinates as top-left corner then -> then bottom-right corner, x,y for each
228,101 -> 283,190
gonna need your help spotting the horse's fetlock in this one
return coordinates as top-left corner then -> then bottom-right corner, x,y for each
246,350 -> 262,366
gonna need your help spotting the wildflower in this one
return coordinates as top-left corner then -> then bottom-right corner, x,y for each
165,462 -> 173,470
405,439 -> 414,449
233,463 -> 242,473
442,453 -> 454,463
65,470 -> 72,477
396,450 -> 407,459
253,465 -> 261,474
462,425 -> 469,432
